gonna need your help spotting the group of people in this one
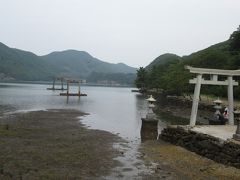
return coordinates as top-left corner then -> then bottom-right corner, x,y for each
214,107 -> 229,124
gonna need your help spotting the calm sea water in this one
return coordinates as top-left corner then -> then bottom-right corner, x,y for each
0,82 -> 174,177
0,82 -> 149,140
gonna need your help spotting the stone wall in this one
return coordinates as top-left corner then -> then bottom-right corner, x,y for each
141,119 -> 158,142
161,125 -> 240,168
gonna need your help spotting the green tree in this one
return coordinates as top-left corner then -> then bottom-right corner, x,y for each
147,66 -> 162,90
135,67 -> 148,90
230,25 -> 240,52
161,63 -> 191,95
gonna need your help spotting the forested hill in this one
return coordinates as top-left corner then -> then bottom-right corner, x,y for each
145,53 -> 181,70
0,42 -> 136,85
0,42 -> 52,81
135,26 -> 240,97
41,50 -> 136,79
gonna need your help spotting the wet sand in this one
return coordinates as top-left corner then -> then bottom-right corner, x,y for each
0,109 -> 123,179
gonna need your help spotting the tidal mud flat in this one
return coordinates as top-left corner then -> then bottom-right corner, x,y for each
0,109 -> 123,179
0,108 -> 240,179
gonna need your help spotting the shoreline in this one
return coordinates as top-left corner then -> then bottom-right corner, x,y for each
0,108 -> 178,179
0,109 -> 123,179
1,107 -> 240,178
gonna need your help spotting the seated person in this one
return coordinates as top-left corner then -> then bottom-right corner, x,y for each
223,107 -> 229,121
213,109 -> 226,124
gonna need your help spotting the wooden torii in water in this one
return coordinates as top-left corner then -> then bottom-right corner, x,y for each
47,77 -> 67,90
60,79 -> 87,96
185,66 -> 240,126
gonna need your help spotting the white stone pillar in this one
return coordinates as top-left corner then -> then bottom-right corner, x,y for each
190,74 -> 202,127
228,76 -> 234,125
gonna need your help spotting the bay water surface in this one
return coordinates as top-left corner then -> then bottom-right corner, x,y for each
0,82 -> 168,178
0,82 -> 150,140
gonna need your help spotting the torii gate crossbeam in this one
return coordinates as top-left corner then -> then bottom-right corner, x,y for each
185,66 -> 240,126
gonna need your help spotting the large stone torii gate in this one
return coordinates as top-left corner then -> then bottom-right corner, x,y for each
185,66 -> 240,126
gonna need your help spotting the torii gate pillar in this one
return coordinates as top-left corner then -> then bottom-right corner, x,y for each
228,76 -> 234,125
190,74 -> 202,126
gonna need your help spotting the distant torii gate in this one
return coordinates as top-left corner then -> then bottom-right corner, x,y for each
185,66 -> 240,126
60,79 -> 87,96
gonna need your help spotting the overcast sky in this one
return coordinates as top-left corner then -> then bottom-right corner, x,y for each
0,0 -> 239,67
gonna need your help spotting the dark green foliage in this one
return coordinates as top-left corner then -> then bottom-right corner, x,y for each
145,53 -> 181,70
160,62 -> 191,95
135,67 -> 148,90
229,25 -> 240,52
138,27 -> 240,97
146,65 -> 164,89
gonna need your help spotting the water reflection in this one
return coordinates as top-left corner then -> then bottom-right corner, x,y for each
0,83 -> 175,178
65,96 -> 81,104
0,83 -> 146,140
0,82 -> 172,141
81,90 -> 144,140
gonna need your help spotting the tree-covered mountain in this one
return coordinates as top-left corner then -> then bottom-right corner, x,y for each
136,26 -> 240,97
41,50 -> 136,79
0,42 -> 136,85
0,42 -> 52,81
145,53 -> 181,70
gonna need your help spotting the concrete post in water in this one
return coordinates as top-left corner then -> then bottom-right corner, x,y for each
78,82 -> 80,95
61,78 -> 64,90
190,74 -> 202,127
52,79 -> 55,89
228,76 -> 234,125
60,79 -> 87,97
67,81 -> 69,95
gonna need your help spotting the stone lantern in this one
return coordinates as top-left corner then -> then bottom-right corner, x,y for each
145,95 -> 157,120
213,98 -> 222,112
209,98 -> 224,125
141,95 -> 158,141
233,110 -> 240,141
